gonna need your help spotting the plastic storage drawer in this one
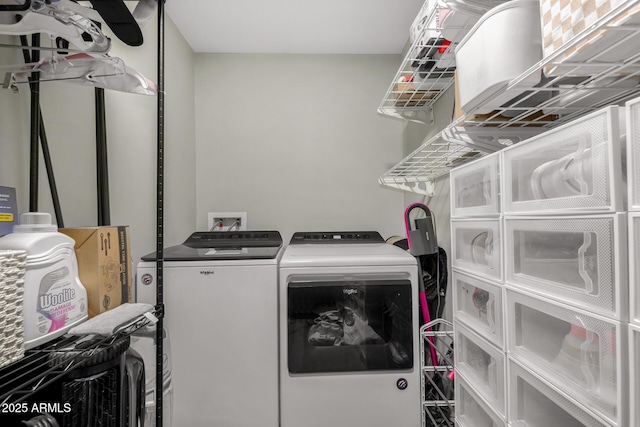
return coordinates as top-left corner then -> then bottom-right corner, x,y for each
508,359 -> 613,427
630,325 -> 640,427
506,288 -> 626,426
628,97 -> 640,211
455,373 -> 507,427
451,219 -> 502,281
454,322 -> 506,416
453,269 -> 504,348
502,106 -> 624,214
450,152 -> 500,218
454,0 -> 542,115
630,213 -> 640,326
504,214 -> 627,320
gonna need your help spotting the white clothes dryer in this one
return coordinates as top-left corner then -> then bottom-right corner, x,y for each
279,231 -> 421,427
137,231 -> 282,427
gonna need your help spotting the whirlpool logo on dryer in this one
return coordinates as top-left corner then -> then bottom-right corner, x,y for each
200,270 -> 215,276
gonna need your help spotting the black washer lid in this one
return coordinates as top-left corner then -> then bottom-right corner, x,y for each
140,231 -> 283,261
289,231 -> 384,244
183,231 -> 282,248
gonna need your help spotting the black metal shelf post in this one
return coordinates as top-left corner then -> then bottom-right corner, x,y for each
155,1 -> 166,426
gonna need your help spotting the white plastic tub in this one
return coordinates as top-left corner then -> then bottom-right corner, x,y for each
455,373 -> 507,427
451,219 -> 502,281
454,0 -> 543,114
502,106 -> 624,215
450,151 -> 500,218
506,288 -> 626,426
504,214 -> 627,320
630,213 -> 640,326
454,322 -> 507,416
628,96 -> 640,211
509,359 -> 613,427
453,269 -> 504,348
440,0 -> 483,44
630,324 -> 640,427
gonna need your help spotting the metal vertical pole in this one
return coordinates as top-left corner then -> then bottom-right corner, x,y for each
28,33 -> 40,212
95,87 -> 110,226
156,1 -> 165,426
19,35 -> 64,227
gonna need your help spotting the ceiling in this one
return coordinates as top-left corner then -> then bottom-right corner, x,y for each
165,0 -> 425,54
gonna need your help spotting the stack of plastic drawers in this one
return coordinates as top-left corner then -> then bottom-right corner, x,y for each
450,150 -> 507,426
451,103 -> 631,427
501,105 -> 626,427
627,97 -> 640,427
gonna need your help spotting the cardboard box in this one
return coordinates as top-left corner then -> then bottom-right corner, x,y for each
392,82 -> 437,107
60,226 -> 132,318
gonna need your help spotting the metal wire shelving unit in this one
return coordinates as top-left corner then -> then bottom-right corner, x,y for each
379,0 -> 640,195
421,319 -> 455,427
377,0 -> 470,123
0,1 -> 167,425
0,311 -> 159,407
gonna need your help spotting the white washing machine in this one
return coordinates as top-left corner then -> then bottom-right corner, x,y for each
279,231 -> 421,427
137,231 -> 282,427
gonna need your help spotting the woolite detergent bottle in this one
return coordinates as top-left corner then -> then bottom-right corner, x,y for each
0,213 -> 87,349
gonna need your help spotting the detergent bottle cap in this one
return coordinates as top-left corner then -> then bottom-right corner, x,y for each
13,212 -> 58,233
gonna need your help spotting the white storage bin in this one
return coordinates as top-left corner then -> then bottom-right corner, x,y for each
509,359 -> 613,427
627,97 -> 640,211
453,269 -> 504,348
450,152 -> 500,218
455,373 -> 507,427
409,0 -> 437,45
502,106 -> 624,214
630,325 -> 640,427
455,322 -> 507,416
454,0 -> 543,114
506,288 -> 626,426
451,219 -> 502,281
630,213 -> 640,326
504,214 -> 627,320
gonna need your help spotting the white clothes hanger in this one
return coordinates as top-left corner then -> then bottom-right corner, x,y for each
4,52 -> 157,95
0,0 -> 110,53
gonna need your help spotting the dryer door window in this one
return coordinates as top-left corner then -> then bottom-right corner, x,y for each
287,279 -> 413,374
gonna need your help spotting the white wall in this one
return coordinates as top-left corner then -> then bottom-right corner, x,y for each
0,14 -> 196,268
194,54 -> 408,243
0,36 -> 30,214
